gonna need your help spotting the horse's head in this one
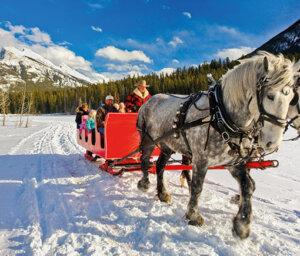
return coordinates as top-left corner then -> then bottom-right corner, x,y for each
222,52 -> 300,153
254,54 -> 300,152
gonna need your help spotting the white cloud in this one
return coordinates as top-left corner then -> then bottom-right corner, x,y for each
156,68 -> 176,76
172,59 -> 179,64
183,12 -> 191,19
91,26 -> 102,32
0,22 -> 105,82
213,25 -> 251,43
127,38 -> 156,51
168,36 -> 184,47
2,23 -> 52,46
215,46 -> 255,60
5,22 -> 25,35
23,27 -> 52,45
95,46 -> 152,63
217,26 -> 238,36
125,38 -> 168,54
105,63 -> 148,72
59,41 -> 72,46
88,3 -> 103,9
31,44 -> 93,71
0,28 -> 27,49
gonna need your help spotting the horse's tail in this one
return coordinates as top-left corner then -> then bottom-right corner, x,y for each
136,105 -> 146,135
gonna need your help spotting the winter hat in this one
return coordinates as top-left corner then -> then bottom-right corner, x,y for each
135,80 -> 149,87
105,95 -> 114,100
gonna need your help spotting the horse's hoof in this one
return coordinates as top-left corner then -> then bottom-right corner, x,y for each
186,213 -> 205,226
188,217 -> 205,226
137,179 -> 150,192
158,192 -> 172,203
232,217 -> 250,239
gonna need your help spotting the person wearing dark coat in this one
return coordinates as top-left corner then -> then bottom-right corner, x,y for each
96,95 -> 118,134
75,103 -> 89,129
125,80 -> 151,112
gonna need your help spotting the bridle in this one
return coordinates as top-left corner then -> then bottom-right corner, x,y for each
256,76 -> 300,142
255,76 -> 288,129
205,75 -> 299,161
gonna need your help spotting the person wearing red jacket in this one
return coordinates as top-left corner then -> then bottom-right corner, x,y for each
125,80 -> 151,112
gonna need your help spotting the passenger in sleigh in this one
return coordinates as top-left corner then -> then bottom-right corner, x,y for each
79,117 -> 88,140
75,103 -> 89,129
125,80 -> 151,112
119,102 -> 126,113
96,95 -> 118,135
86,110 -> 97,144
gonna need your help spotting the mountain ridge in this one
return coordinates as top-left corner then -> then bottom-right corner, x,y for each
0,46 -> 107,91
250,19 -> 300,56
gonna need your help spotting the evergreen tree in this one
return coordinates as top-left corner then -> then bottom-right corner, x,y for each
6,52 -> 299,114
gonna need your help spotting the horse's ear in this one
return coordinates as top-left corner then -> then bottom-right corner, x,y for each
263,56 -> 269,72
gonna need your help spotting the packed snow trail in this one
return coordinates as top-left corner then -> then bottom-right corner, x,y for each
0,115 -> 299,255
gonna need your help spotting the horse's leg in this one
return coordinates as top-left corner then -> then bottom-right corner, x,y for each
228,165 -> 256,239
180,171 -> 192,191
156,147 -> 173,203
185,159 -> 208,226
180,155 -> 192,192
137,136 -> 155,192
230,174 -> 256,205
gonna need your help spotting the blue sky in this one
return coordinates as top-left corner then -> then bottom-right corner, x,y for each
0,0 -> 299,80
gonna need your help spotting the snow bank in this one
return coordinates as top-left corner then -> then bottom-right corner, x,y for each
0,115 -> 299,255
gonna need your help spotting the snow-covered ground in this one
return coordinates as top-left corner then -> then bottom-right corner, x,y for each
0,115 -> 299,256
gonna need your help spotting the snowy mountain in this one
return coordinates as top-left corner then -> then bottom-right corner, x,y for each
251,19 -> 300,55
0,46 -> 107,91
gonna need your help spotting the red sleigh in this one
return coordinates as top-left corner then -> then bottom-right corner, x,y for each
77,113 -> 278,175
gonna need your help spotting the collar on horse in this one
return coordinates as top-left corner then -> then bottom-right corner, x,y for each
172,86 -> 250,158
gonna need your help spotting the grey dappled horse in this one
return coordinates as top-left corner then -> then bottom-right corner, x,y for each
137,52 -> 300,239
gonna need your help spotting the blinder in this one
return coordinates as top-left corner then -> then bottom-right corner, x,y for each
290,90 -> 299,106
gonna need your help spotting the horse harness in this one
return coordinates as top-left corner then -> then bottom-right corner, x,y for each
172,76 -> 295,161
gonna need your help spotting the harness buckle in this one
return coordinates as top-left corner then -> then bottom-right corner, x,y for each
256,120 -> 263,129
221,132 -> 230,142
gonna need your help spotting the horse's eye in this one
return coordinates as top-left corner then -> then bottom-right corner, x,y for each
282,87 -> 290,95
267,94 -> 274,101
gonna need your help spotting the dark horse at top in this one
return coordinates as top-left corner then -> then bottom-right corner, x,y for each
136,52 -> 300,239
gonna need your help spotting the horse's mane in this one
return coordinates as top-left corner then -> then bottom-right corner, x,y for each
222,51 -> 298,109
